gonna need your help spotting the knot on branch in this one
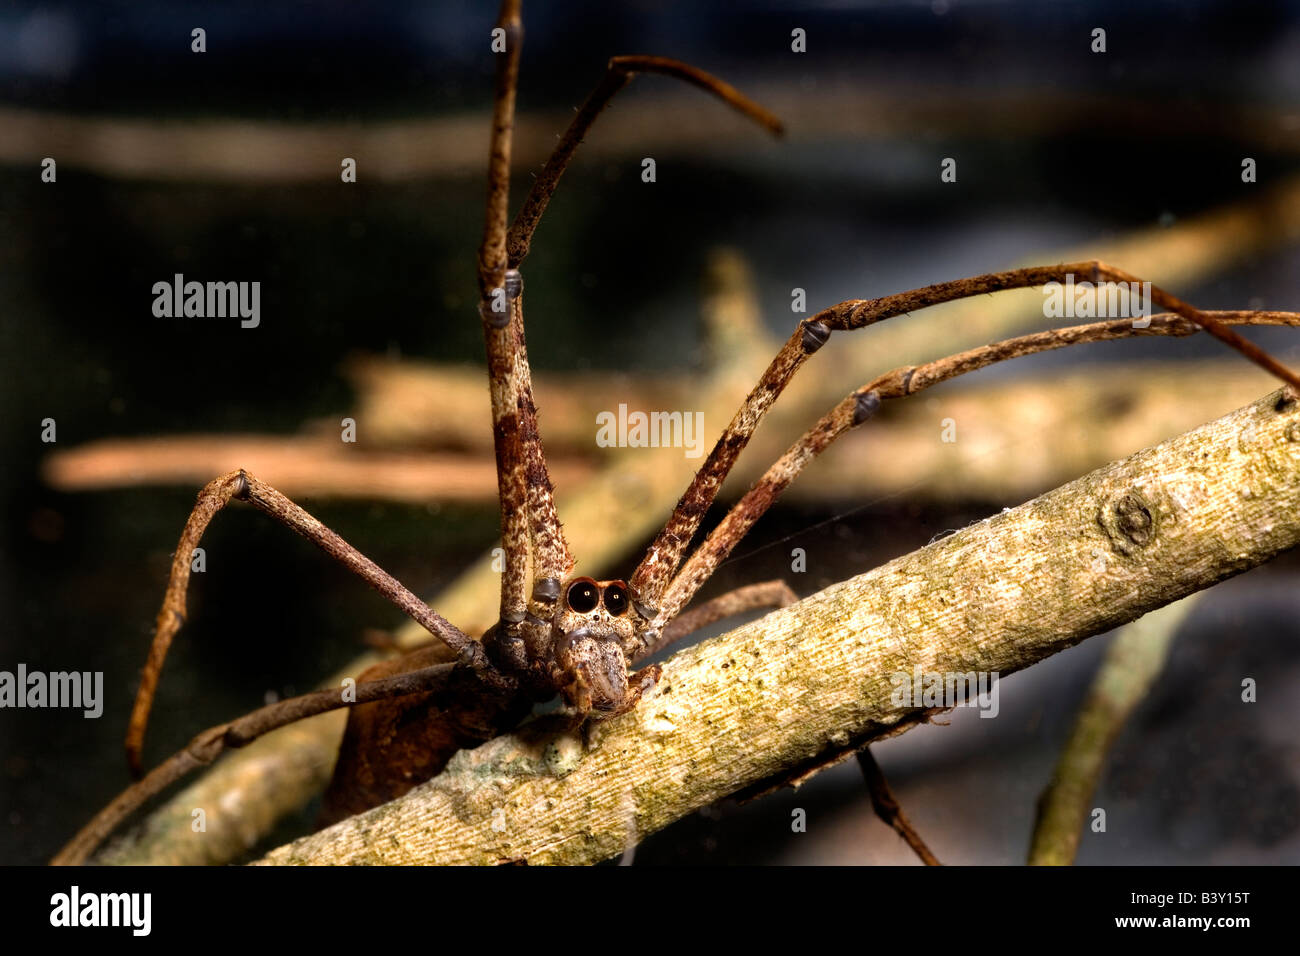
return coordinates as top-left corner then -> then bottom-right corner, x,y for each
1097,488 -> 1158,556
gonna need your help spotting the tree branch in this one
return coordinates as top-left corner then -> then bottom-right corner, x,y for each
256,388 -> 1300,865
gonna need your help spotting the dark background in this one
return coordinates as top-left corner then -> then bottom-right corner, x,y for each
2,0 -> 1299,865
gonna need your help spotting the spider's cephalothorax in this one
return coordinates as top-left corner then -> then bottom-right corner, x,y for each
483,576 -> 661,719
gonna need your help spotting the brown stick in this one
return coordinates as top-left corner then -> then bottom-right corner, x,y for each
34,357 -> 1288,505
856,748 -> 941,866
252,388 -> 1300,864
41,436 -> 595,500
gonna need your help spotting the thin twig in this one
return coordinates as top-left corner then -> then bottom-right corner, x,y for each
1027,595 -> 1197,865
856,748 -> 941,866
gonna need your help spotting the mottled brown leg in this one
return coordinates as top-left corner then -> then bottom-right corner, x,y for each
501,52 -> 782,620
477,0 -> 532,638
654,309 -> 1300,625
507,55 -> 782,270
476,13 -> 784,631
474,0 -> 575,631
630,263 -> 1300,621
125,469 -> 490,777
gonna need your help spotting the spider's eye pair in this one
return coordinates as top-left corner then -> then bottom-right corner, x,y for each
565,579 -> 629,616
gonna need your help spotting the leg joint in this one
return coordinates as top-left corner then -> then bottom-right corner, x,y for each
800,319 -> 831,353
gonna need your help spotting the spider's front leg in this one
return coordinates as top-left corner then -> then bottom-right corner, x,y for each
628,260 -> 1300,626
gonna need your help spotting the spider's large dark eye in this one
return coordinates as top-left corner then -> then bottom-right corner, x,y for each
566,579 -> 600,613
603,582 -> 629,616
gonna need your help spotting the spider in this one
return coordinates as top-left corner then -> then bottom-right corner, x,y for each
54,0 -> 1300,865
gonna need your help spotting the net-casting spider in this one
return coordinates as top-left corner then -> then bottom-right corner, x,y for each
55,0 -> 1300,865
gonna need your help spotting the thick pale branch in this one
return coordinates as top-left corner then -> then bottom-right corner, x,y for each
258,388 -> 1300,865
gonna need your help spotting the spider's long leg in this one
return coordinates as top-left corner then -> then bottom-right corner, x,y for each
478,0 -> 522,296
629,263 -> 1300,619
475,0 -> 540,633
124,469 -> 499,777
857,747 -> 941,866
482,294 -> 534,630
475,0 -> 577,623
481,23 -> 783,621
516,316 -> 576,613
57,663 -> 458,867
507,55 -> 783,270
652,310 -> 1300,624
503,50 -> 783,614
631,579 -> 797,664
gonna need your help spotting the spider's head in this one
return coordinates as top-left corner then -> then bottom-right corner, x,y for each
553,576 -> 639,715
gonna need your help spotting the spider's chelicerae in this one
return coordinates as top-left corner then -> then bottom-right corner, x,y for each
56,0 -> 1300,865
